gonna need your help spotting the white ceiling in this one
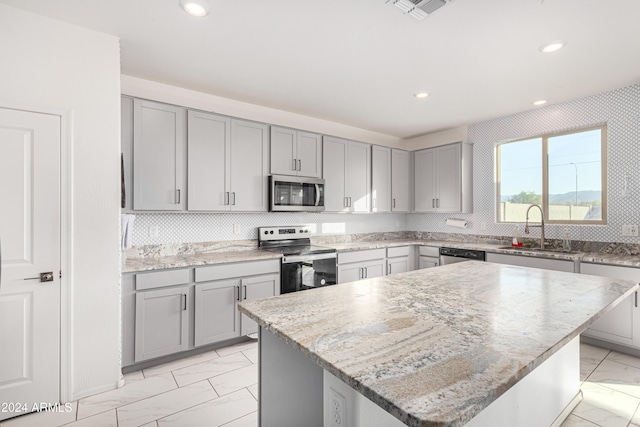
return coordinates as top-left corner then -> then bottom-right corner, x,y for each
2,0 -> 640,139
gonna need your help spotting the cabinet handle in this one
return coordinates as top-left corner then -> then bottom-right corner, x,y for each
224,192 -> 230,206
349,197 -> 352,208
344,197 -> 348,208
176,189 -> 181,204
236,286 -> 241,301
298,159 -> 301,171
636,291 -> 638,308
183,294 -> 187,311
231,192 -> 236,206
359,267 -> 363,279
293,159 -> 297,171
436,198 -> 440,208
388,264 -> 391,274
393,198 -> 396,208
364,267 -> 368,278
432,199 -> 435,208
243,285 -> 247,300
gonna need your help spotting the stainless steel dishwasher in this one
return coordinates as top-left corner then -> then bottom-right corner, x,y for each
439,247 -> 486,265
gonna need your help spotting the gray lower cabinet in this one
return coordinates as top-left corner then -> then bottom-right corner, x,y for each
194,279 -> 240,346
337,249 -> 386,284
418,246 -> 440,269
135,286 -> 190,363
580,263 -> 640,348
386,246 -> 412,275
123,259 -> 280,367
419,257 -> 440,269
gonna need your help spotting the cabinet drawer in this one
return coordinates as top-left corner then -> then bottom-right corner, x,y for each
338,249 -> 385,265
387,246 -> 410,258
135,269 -> 191,291
195,259 -> 280,283
419,246 -> 440,257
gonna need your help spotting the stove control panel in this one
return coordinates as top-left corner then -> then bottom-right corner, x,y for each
258,226 -> 313,241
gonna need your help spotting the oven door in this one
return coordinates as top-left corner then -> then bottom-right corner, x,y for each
280,253 -> 337,293
270,175 -> 325,212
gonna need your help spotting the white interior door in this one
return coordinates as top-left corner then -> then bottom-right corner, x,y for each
0,107 -> 61,420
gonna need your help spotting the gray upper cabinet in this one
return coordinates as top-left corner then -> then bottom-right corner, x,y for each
371,146 -> 391,213
187,110 -> 269,212
391,149 -> 410,212
187,110 -> 230,211
133,99 -> 186,211
323,136 -> 370,212
414,142 -> 473,213
270,126 -> 322,178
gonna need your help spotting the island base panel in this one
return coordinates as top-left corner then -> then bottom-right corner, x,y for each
259,327 -> 323,427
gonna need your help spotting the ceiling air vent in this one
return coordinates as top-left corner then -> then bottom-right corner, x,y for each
387,0 -> 450,21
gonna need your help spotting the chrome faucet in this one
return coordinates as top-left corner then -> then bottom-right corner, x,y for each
524,204 -> 545,249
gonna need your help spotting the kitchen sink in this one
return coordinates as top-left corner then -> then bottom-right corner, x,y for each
498,246 -> 580,255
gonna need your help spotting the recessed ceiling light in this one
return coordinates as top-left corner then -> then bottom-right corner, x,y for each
539,40 -> 566,54
533,100 -> 547,106
414,92 -> 429,99
179,0 -> 210,17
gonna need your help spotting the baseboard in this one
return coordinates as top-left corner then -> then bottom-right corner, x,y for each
550,391 -> 583,427
71,380 -> 120,402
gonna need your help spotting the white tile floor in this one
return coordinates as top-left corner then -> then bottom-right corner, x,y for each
2,340 -> 640,427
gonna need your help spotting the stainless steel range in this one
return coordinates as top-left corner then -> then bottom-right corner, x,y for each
258,226 -> 337,294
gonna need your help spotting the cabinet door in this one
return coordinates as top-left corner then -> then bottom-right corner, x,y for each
194,280 -> 240,347
240,274 -> 279,336
121,97 -> 134,211
435,144 -> 462,212
135,286 -> 189,362
229,119 -> 269,211
270,127 -> 297,176
371,146 -> 391,213
419,256 -> 439,269
337,263 -> 362,284
323,136 -> 347,212
414,148 -> 436,212
346,141 -> 371,213
581,263 -> 638,346
133,99 -> 185,211
391,149 -> 410,212
387,257 -> 409,275
362,260 -> 385,279
297,131 -> 322,178
187,110 -> 230,211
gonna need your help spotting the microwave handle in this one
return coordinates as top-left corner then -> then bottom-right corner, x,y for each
315,184 -> 320,206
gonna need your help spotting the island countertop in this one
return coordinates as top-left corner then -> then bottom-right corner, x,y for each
239,261 -> 638,427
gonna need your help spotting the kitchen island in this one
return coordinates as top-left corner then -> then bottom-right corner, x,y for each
239,261 -> 638,427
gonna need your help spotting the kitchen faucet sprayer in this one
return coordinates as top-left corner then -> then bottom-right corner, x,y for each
524,204 -> 545,249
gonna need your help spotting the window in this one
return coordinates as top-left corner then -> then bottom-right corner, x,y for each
496,126 -> 607,224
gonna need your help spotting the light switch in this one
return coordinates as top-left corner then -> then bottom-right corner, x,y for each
233,224 -> 240,234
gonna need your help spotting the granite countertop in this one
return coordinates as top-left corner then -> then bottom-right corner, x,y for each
239,262 -> 638,427
122,249 -> 282,273
123,238 -> 640,273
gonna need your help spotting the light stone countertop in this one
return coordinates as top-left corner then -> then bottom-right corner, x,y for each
122,249 -> 282,273
122,238 -> 640,273
238,261 -> 639,427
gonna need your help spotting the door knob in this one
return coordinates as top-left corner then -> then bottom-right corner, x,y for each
23,272 -> 54,282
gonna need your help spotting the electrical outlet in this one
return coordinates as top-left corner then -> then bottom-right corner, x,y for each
233,224 -> 240,234
630,225 -> 639,237
330,388 -> 346,427
622,225 -> 631,237
149,225 -> 159,238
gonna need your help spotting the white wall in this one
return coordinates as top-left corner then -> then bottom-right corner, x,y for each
0,4 -> 121,400
122,75 -> 404,149
405,126 -> 468,150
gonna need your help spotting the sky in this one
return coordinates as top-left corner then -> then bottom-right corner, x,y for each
499,129 -> 603,197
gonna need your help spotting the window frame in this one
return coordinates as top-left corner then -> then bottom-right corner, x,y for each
496,124 -> 608,225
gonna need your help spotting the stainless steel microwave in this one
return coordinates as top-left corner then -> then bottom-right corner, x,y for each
269,175 -> 325,212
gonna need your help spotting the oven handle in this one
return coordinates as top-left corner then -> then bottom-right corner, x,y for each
282,253 -> 337,264
315,184 -> 321,207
